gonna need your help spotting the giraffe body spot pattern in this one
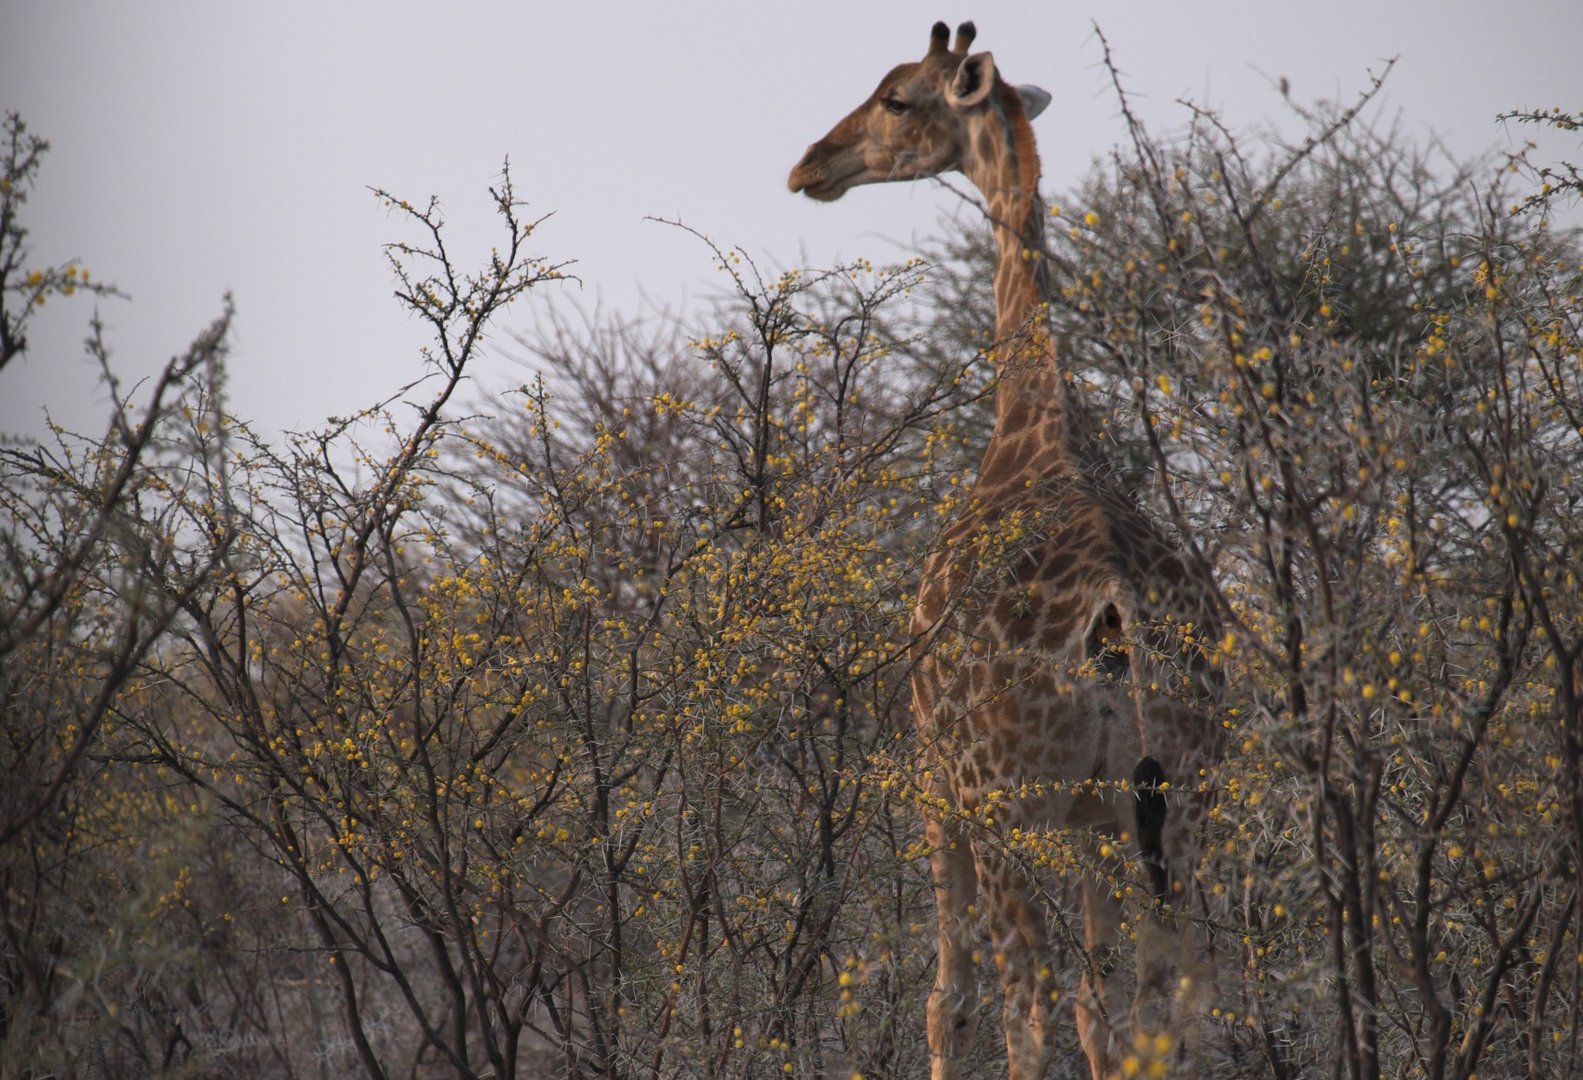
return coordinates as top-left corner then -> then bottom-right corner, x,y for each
792,20 -> 1225,1080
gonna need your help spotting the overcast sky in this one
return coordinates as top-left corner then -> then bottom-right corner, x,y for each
3,1 -> 1579,442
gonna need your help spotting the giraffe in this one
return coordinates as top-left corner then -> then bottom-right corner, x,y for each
789,21 -> 1224,1080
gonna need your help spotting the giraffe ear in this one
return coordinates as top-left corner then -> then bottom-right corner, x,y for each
947,51 -> 996,111
1017,84 -> 1052,120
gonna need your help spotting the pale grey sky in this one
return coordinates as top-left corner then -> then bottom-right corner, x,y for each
3,1 -> 1578,441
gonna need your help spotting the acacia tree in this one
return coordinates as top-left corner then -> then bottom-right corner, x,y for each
3,67 -> 1581,1080
982,64 -> 1583,1077
0,111 -> 237,1073
452,237 -> 976,1077
68,177 -> 970,1077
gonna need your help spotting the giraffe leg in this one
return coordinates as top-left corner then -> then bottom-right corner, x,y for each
1126,701 -> 1219,1075
974,844 -> 1053,1080
1075,860 -> 1127,1080
1130,777 -> 1213,1074
926,811 -> 980,1079
1129,751 -> 1181,1035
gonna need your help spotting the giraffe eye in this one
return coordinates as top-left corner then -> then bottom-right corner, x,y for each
880,96 -> 908,116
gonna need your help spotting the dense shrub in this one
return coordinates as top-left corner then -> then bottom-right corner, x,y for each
3,76 -> 1581,1078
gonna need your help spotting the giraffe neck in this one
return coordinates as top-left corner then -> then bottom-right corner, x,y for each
960,85 -> 1089,488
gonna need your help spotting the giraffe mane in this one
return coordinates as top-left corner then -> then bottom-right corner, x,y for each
999,79 -> 1044,228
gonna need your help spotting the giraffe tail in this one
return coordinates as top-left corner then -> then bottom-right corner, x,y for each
1132,755 -> 1170,903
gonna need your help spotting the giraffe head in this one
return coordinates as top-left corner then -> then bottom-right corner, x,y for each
787,20 -> 1050,202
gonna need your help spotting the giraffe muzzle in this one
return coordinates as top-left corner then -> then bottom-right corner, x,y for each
788,144 -> 864,201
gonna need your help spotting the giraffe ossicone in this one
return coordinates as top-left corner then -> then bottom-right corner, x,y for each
791,20 -> 1224,1080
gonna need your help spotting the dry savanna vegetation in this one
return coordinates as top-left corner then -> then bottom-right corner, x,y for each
3,78 -> 1582,1080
